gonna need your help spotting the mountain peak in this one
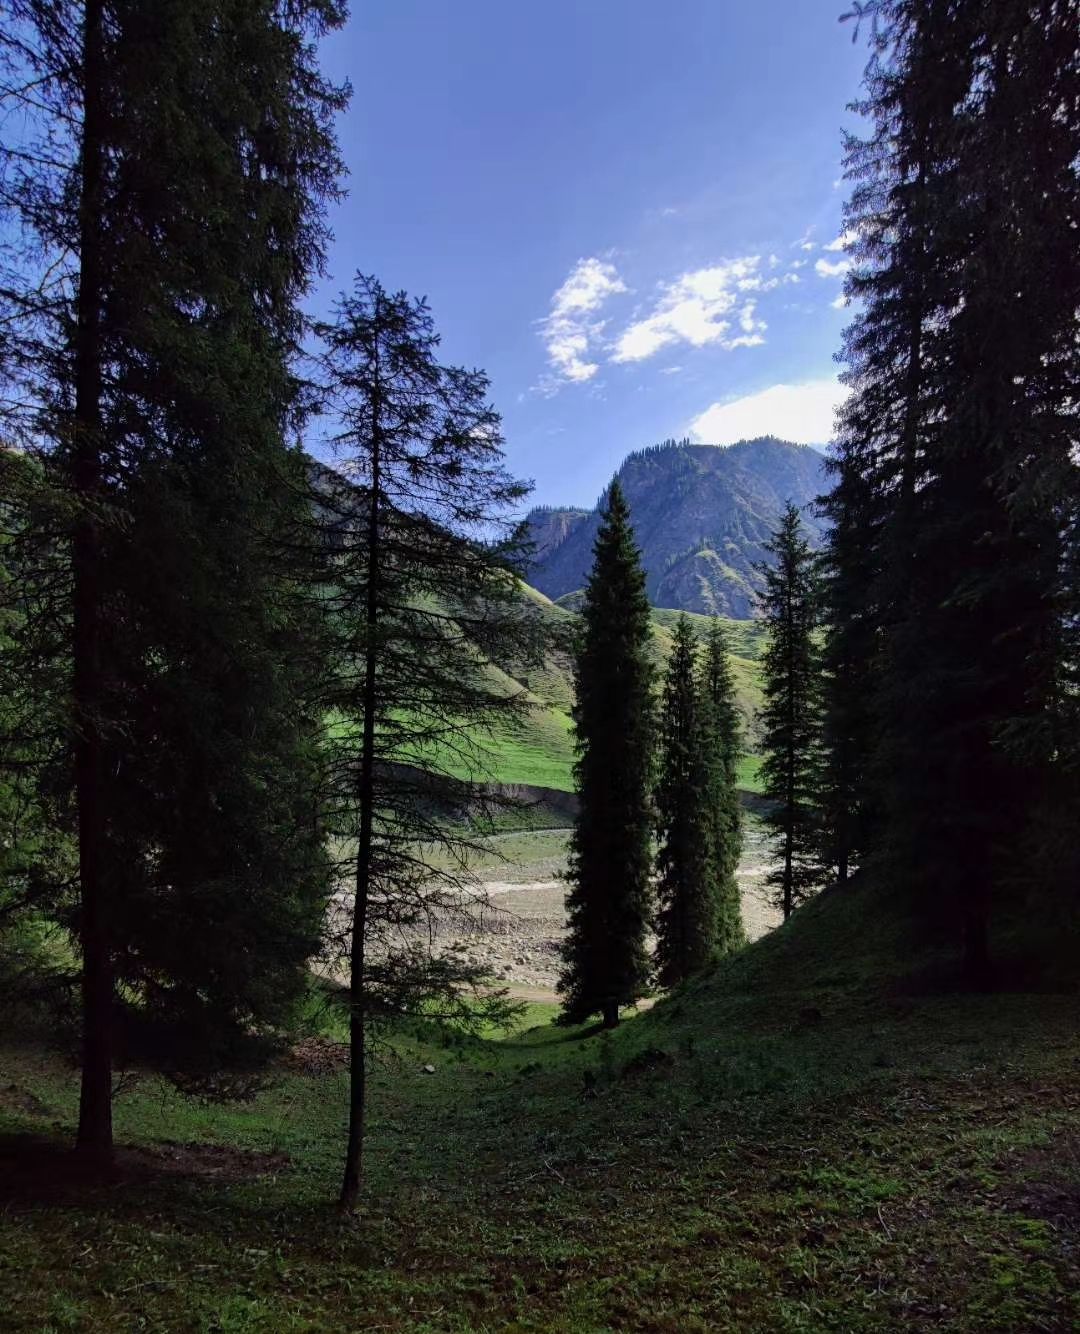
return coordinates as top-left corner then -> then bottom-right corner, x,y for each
524,436 -> 826,617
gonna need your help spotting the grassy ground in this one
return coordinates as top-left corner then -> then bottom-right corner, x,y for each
439,592 -> 768,796
1,882 -> 1077,1332
416,829 -> 569,886
470,707 -> 575,792
737,752 -> 763,794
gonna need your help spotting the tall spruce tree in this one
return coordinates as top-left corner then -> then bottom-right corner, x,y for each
836,0 -> 1079,982
315,275 -> 539,1212
758,504 -> 821,920
700,619 -> 744,953
0,0 -> 348,1152
559,481 -> 654,1027
817,446 -> 881,889
654,616 -> 716,986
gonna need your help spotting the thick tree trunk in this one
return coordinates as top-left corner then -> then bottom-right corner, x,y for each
74,0 -> 112,1160
602,999 -> 619,1029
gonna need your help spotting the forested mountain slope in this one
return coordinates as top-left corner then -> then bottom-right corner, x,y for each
525,437 -> 827,617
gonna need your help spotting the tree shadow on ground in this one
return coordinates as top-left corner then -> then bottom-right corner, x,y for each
0,1129 -> 290,1211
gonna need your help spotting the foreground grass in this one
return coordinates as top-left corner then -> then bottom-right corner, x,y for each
1,887 -> 1077,1332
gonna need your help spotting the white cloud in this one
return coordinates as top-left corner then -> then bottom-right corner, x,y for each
611,257 -> 768,363
815,256 -> 851,279
539,257 -> 627,386
689,378 -> 851,446
831,293 -> 848,310
824,230 -> 858,252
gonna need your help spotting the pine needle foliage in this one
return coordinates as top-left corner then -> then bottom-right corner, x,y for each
833,0 -> 1080,982
700,619 -> 744,954
654,616 -> 716,987
0,0 -> 348,1151
758,504 -> 822,920
817,446 -> 881,889
314,274 -> 541,1210
559,481 -> 655,1028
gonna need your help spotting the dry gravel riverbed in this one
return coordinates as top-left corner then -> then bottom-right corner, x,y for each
401,816 -> 783,1000
325,817 -> 782,1001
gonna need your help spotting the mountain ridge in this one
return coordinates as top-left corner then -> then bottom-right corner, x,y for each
524,436 -> 828,617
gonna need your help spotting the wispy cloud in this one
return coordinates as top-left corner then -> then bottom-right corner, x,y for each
823,230 -> 858,253
539,257 -> 627,387
611,257 -> 768,363
689,378 -> 850,446
815,256 -> 851,279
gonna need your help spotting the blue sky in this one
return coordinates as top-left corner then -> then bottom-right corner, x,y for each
313,2 -> 866,510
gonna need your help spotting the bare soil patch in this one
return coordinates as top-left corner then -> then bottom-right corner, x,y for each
0,1132 -> 289,1210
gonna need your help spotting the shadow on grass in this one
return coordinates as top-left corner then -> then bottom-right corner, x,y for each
0,1128 -> 290,1211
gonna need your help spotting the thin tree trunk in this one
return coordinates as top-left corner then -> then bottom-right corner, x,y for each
339,368 -> 382,1213
74,0 -> 112,1160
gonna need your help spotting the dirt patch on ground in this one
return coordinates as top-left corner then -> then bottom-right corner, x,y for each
127,1140 -> 290,1180
0,1132 -> 289,1210
285,1037 -> 349,1077
999,1133 -> 1080,1236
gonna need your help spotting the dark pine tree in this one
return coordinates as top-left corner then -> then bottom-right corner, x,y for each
817,444 -> 881,889
654,616 -> 716,987
559,481 -> 655,1028
316,275 -> 539,1212
838,0 -> 1079,983
0,450 -> 74,937
700,619 -> 744,954
758,504 -> 821,920
0,0 -> 348,1153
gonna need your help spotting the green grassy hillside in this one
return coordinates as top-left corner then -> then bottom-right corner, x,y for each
466,584 -> 766,795
2,882 -> 1075,1331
